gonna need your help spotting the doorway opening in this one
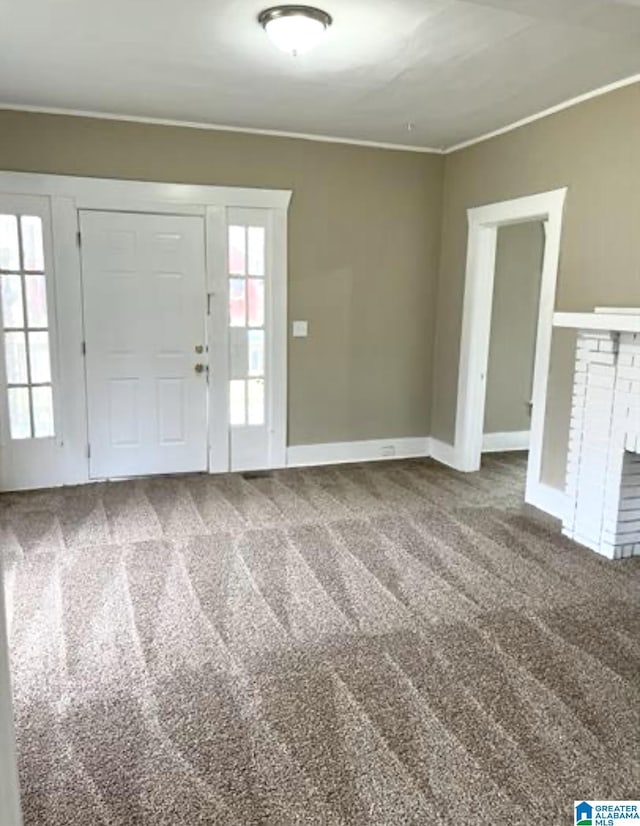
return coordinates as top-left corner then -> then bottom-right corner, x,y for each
454,188 -> 568,519
482,219 -> 546,456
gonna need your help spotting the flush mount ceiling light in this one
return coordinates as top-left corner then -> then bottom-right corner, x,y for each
258,6 -> 332,57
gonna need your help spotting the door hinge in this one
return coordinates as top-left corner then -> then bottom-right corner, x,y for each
76,230 -> 82,247
87,444 -> 91,458
81,341 -> 86,356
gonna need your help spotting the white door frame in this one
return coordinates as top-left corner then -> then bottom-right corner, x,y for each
0,172 -> 292,486
453,187 -> 568,517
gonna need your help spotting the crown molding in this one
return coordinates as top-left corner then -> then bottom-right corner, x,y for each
444,72 -> 640,154
0,103 -> 444,155
3,70 -> 640,157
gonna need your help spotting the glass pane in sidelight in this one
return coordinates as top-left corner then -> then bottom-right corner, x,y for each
247,279 -> 265,327
247,226 -> 265,276
0,215 -> 20,271
32,385 -> 54,437
8,387 -> 31,439
28,331 -> 52,383
4,331 -> 28,383
247,379 -> 264,426
1,274 -> 24,328
229,379 -> 246,426
229,278 -> 246,327
25,274 -> 48,328
228,226 -> 246,275
20,216 -> 44,272
247,330 -> 265,377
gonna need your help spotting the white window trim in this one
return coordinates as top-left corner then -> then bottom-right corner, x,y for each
0,194 -> 65,489
208,206 -> 288,473
452,187 -> 568,519
0,194 -> 59,442
0,171 -> 292,489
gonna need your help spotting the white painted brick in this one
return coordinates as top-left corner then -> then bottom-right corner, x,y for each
590,353 -> 617,366
617,353 -> 635,367
583,331 -> 615,341
564,323 -> 640,559
617,366 -> 640,381
586,374 -> 616,391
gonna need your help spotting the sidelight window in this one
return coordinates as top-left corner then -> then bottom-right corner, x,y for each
227,224 -> 266,427
0,213 -> 55,439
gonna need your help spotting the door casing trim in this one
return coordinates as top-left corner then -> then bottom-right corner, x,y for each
453,187 -> 568,516
0,171 -> 292,211
0,171 -> 292,489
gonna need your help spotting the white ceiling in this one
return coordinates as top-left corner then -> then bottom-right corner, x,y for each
2,0 -> 640,150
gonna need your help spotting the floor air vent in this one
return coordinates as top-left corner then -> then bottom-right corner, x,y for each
241,471 -> 273,480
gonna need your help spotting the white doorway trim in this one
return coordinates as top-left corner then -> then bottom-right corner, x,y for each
454,187 -> 568,517
482,430 -> 530,453
0,171 -> 292,488
0,172 -> 292,211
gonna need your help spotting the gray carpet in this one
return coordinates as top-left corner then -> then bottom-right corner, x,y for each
1,454 -> 640,825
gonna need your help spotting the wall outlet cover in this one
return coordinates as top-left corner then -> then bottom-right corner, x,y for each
292,321 -> 308,337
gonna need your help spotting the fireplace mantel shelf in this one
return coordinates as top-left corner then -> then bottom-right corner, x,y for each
553,311 -> 640,333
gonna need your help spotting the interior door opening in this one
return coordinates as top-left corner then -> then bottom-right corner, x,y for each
482,220 -> 546,457
454,188 -> 567,519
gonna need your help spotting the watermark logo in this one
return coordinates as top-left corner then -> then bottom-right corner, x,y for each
575,801 -> 640,825
576,802 -> 593,826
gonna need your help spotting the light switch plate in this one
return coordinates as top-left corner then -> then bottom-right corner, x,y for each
292,320 -> 308,338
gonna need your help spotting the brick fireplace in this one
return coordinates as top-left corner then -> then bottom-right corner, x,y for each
560,315 -> 640,559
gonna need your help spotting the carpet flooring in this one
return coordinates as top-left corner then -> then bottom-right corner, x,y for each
2,454 -> 640,825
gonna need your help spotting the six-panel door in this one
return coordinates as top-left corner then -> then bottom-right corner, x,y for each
80,211 -> 208,479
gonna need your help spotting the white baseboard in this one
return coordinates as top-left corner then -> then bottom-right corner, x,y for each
287,436 -> 567,525
287,435 -> 471,473
525,482 -> 569,522
286,437 -> 432,468
429,438 -> 468,471
482,430 -> 530,453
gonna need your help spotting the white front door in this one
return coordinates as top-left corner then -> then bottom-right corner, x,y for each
80,210 -> 208,479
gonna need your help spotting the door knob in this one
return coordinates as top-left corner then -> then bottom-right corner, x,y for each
194,363 -> 205,374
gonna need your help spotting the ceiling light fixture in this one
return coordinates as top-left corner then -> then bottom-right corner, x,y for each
258,6 -> 333,57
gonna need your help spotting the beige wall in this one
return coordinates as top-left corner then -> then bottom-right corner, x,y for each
3,83 -> 639,473
484,221 -> 544,435
434,82 -> 640,487
0,110 -> 444,447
